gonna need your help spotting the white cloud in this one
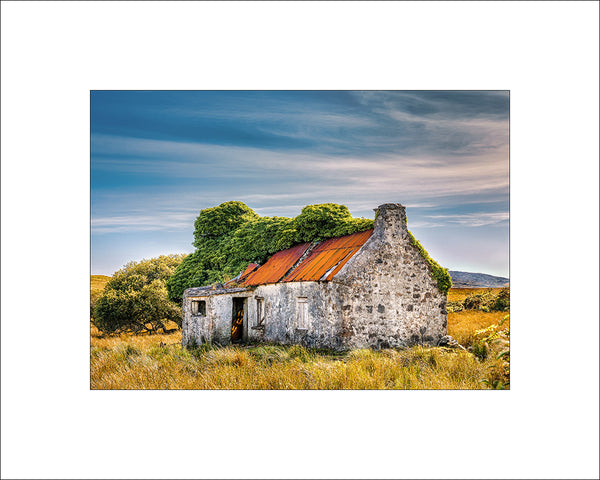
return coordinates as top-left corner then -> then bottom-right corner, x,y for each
423,212 -> 509,227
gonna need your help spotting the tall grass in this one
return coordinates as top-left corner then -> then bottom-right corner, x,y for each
90,319 -> 507,390
90,287 -> 509,390
91,341 -> 498,389
90,275 -> 111,291
447,310 -> 509,346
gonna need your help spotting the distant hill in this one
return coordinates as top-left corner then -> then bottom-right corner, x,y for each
91,275 -> 111,291
449,271 -> 509,288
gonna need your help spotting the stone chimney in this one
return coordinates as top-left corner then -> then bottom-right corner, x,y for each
373,203 -> 408,243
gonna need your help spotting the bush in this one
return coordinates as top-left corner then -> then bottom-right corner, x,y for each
491,287 -> 510,311
463,294 -> 485,310
94,255 -> 186,334
471,341 -> 488,361
458,287 -> 510,312
447,301 -> 464,313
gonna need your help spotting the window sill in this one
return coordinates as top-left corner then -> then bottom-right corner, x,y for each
251,325 -> 265,331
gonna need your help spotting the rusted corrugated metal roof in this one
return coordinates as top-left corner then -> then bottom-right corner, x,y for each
283,229 -> 373,282
241,229 -> 373,286
241,243 -> 311,286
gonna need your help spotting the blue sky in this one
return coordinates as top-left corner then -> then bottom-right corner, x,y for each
91,91 -> 509,277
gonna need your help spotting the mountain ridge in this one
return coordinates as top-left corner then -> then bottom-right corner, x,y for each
449,270 -> 509,288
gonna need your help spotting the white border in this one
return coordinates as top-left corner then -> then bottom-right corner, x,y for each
1,2 -> 598,479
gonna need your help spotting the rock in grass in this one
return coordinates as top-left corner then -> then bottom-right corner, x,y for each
437,335 -> 466,350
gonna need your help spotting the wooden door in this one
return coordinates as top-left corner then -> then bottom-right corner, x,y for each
231,298 -> 245,343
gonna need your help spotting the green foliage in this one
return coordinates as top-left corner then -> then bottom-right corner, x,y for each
94,255 -> 186,334
407,231 -> 452,294
473,314 -> 510,389
167,202 -> 375,301
471,341 -> 488,361
193,201 -> 258,243
463,294 -> 484,310
90,289 -> 103,319
491,287 -> 510,311
294,203 -> 373,242
446,300 -> 464,313
90,275 -> 111,320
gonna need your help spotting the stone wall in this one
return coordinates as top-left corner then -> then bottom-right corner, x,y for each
329,203 -> 447,348
182,289 -> 253,347
182,203 -> 447,350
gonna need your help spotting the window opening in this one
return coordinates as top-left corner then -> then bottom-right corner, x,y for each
191,300 -> 206,316
296,297 -> 308,330
256,297 -> 265,326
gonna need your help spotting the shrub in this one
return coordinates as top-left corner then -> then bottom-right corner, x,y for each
463,294 -> 484,310
457,287 -> 510,312
447,301 -> 464,313
471,341 -> 488,361
491,287 -> 510,311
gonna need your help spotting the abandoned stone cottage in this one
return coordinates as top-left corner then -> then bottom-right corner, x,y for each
182,203 -> 447,350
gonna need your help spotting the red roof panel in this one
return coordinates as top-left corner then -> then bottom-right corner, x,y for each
241,243 -> 311,286
283,229 -> 373,282
239,229 -> 373,286
241,263 -> 260,278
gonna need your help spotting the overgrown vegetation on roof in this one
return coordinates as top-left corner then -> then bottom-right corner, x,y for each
166,201 -> 451,301
166,202 -> 374,301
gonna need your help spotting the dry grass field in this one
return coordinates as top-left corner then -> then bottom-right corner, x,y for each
91,274 -> 111,291
90,287 -> 509,390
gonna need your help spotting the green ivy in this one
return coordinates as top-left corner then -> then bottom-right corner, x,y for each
407,231 -> 452,294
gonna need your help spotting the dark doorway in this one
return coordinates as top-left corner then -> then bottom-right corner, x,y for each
231,298 -> 245,343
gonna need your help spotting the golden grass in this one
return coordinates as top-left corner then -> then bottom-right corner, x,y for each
90,341 -> 497,390
91,275 -> 111,291
447,310 -> 510,347
90,311 -> 508,390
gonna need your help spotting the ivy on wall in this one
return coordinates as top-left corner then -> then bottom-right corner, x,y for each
407,231 -> 452,294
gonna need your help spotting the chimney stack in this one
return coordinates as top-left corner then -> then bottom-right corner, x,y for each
373,203 -> 408,243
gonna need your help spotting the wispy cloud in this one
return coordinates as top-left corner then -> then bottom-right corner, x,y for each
92,211 -> 198,234
417,212 -> 509,228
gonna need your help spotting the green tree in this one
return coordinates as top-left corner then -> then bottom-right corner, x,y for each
94,254 -> 186,334
193,201 -> 258,245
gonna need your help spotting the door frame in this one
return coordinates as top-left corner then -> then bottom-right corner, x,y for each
231,297 -> 247,343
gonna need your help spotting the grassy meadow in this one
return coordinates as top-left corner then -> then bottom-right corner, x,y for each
90,283 -> 509,390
